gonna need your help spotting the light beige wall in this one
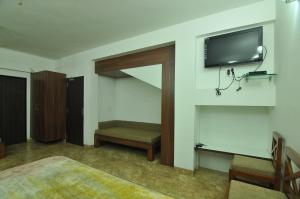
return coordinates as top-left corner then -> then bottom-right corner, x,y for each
98,76 -> 161,124
271,1 -> 300,152
114,78 -> 161,124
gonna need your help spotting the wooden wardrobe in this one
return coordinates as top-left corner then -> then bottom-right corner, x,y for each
31,71 -> 67,142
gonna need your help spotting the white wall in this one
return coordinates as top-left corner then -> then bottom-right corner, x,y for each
98,76 -> 116,122
0,47 -> 56,139
0,47 -> 56,71
196,106 -> 272,172
121,64 -> 162,89
98,76 -> 161,124
197,106 -> 271,154
270,1 -> 300,152
115,78 -> 161,123
55,0 -> 276,170
197,151 -> 233,173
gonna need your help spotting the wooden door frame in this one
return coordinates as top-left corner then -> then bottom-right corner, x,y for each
95,44 -> 175,166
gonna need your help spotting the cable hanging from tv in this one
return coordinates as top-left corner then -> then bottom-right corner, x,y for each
215,46 -> 268,96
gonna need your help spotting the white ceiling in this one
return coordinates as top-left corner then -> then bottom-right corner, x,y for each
0,0 -> 262,59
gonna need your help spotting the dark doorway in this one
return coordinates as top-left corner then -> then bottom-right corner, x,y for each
0,75 -> 27,145
66,76 -> 84,146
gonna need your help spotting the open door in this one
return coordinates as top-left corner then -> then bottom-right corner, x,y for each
66,76 -> 84,146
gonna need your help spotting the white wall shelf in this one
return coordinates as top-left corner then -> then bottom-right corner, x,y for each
197,143 -> 271,159
245,73 -> 277,82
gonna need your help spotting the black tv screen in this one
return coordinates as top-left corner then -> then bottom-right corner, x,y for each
205,27 -> 263,68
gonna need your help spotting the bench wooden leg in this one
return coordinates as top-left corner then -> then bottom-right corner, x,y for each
147,147 -> 155,161
229,169 -> 235,182
94,135 -> 104,148
273,177 -> 280,191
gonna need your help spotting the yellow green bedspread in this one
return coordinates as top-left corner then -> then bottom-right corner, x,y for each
0,156 -> 173,199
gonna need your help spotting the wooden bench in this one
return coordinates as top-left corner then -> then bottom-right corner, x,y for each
94,121 -> 161,161
227,146 -> 300,199
229,131 -> 283,190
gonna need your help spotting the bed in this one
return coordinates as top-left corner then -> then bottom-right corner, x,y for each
94,121 -> 161,161
0,156 -> 172,199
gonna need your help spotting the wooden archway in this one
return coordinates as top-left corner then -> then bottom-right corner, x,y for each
95,44 -> 175,166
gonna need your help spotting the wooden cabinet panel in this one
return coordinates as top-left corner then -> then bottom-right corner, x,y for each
31,71 -> 66,142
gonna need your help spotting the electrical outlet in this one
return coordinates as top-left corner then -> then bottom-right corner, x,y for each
227,69 -> 231,76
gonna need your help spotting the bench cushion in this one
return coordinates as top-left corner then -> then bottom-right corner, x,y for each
231,155 -> 275,177
95,127 -> 160,144
228,180 -> 287,199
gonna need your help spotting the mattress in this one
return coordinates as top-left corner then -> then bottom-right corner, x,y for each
95,127 -> 161,143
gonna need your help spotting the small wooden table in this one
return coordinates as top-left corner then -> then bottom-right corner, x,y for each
0,142 -> 5,159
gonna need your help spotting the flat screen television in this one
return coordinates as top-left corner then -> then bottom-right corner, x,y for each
204,27 -> 263,68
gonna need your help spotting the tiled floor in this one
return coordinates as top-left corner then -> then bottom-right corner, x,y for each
0,141 -> 227,199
